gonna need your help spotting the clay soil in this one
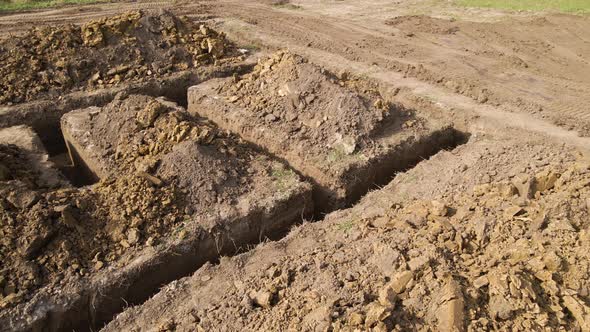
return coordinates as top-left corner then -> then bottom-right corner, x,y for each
105,133 -> 590,332
1,1 -> 590,332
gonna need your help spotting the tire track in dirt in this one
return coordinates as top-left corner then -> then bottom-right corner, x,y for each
0,1 -> 176,37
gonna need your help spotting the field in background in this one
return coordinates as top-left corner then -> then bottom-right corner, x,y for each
456,0 -> 590,13
0,0 -> 108,12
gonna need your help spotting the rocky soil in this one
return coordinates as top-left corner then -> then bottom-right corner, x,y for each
214,50 -> 411,172
0,10 -> 235,105
105,136 -> 590,332
188,50 -> 456,211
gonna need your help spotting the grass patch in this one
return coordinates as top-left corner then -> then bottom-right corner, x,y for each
0,0 -> 109,12
271,166 -> 297,192
455,0 -> 590,13
336,219 -> 355,232
327,147 -> 347,164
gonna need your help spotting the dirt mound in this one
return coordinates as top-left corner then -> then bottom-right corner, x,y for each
189,51 -> 456,212
1,96 -> 215,310
217,50 -> 397,159
385,15 -> 459,35
63,94 -> 256,208
190,51 -> 466,213
0,156 -> 183,310
0,93 -> 311,316
0,10 -> 235,105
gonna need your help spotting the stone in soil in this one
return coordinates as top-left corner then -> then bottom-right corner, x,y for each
188,51 -> 462,212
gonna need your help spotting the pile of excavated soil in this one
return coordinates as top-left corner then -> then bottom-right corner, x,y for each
214,50 -> 406,168
0,10 -> 235,105
0,95 -> 313,332
105,137 -> 590,332
189,51 -> 456,211
0,150 -> 184,310
62,94 -> 263,210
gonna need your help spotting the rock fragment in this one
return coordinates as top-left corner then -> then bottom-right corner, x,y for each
563,294 -> 590,331
435,279 -> 464,332
251,290 -> 274,308
389,270 -> 414,294
512,173 -> 534,199
377,283 -> 397,308
365,302 -> 391,328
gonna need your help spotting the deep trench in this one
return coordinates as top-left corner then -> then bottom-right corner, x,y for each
12,84 -> 471,331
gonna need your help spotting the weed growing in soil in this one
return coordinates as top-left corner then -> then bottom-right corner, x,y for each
336,219 -> 355,232
271,167 -> 296,192
327,147 -> 347,164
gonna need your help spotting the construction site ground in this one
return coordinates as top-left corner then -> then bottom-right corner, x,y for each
0,1 -> 589,331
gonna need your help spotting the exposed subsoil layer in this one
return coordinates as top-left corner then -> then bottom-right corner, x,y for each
189,50 -> 463,212
0,94 -> 312,331
0,9 -> 235,105
105,135 -> 590,331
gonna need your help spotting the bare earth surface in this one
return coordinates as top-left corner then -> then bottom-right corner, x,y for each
105,132 -> 590,332
1,0 -> 590,331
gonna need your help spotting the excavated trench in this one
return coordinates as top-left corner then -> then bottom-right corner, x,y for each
241,126 -> 470,219
1,59 -> 469,332
28,108 -> 468,332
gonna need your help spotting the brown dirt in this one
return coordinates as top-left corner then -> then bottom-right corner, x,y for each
195,0 -> 590,137
216,51 -> 399,160
189,50 -> 463,211
104,136 -> 590,332
0,9 -> 235,105
385,15 -> 460,35
1,1 -> 590,331
0,125 -> 68,188
0,94 -> 310,318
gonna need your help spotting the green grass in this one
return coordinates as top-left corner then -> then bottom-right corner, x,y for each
336,220 -> 355,232
271,166 -> 297,192
0,0 -> 109,12
456,0 -> 590,13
